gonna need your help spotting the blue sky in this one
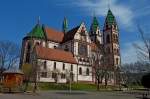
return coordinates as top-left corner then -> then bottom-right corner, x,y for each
0,0 -> 150,64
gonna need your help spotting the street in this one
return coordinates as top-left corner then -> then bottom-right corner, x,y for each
0,90 -> 143,99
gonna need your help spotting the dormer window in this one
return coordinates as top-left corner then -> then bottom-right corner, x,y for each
64,45 -> 69,51
106,34 -> 110,44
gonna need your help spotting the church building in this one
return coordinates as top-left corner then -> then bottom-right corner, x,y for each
20,9 -> 121,85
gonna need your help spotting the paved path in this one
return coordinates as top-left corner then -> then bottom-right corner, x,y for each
0,90 -> 145,99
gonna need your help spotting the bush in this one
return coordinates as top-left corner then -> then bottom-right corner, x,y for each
141,73 -> 150,89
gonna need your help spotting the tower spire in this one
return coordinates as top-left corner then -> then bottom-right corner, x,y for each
108,0 -> 110,10
62,17 -> 68,33
37,16 -> 40,25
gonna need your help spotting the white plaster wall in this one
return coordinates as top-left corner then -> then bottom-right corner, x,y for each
77,65 -> 92,81
37,59 -> 78,83
74,42 -> 78,55
48,41 -> 59,48
74,22 -> 91,43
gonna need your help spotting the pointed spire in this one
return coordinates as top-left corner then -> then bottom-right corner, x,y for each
107,0 -> 110,10
27,17 -> 45,39
63,17 -> 68,33
105,9 -> 116,25
90,16 -> 99,33
37,16 -> 40,25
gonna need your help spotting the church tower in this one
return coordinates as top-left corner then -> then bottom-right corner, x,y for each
103,9 -> 121,84
90,16 -> 102,44
19,20 -> 45,68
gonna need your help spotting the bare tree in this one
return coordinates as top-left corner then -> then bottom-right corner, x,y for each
133,26 -> 150,62
91,43 -> 109,90
0,41 -> 20,82
121,61 -> 150,89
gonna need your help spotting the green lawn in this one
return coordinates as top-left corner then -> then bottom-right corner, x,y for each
37,83 -> 119,91
1,82 -> 144,92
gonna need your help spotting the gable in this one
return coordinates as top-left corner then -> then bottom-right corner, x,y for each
62,26 -> 80,42
74,23 -> 91,43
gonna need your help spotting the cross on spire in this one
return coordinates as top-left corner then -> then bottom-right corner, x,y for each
37,16 -> 40,25
107,0 -> 110,10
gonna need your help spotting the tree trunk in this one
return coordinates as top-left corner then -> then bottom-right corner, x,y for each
24,80 -> 29,92
97,78 -> 100,91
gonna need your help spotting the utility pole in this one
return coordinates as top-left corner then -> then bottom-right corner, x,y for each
69,70 -> 72,93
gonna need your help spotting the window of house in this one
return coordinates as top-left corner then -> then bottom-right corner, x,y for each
114,25 -> 117,29
41,72 -> 47,78
71,65 -> 73,71
86,68 -> 89,76
106,34 -> 110,44
114,48 -> 116,53
63,63 -> 65,70
61,73 -> 66,79
43,61 -> 47,70
54,62 -> 56,70
116,58 -> 119,65
78,44 -> 87,56
26,43 -> 31,63
79,67 -> 82,75
52,73 -> 57,78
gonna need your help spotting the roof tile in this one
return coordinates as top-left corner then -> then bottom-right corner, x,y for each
36,46 -> 77,64
44,26 -> 64,42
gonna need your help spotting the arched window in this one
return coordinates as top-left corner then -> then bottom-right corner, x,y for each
43,61 -> 47,69
116,58 -> 119,65
86,68 -> 89,76
54,62 -> 56,70
63,63 -> 65,70
26,43 -> 31,63
64,45 -> 69,51
71,65 -> 73,71
106,34 -> 110,44
79,67 -> 82,75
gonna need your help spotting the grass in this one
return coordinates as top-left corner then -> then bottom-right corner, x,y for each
1,82 -> 145,92
37,83 -> 120,91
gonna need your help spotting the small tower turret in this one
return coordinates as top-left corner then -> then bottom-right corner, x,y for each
62,17 -> 68,33
90,16 -> 102,44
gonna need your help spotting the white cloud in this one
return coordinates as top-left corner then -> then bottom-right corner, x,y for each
72,0 -> 134,30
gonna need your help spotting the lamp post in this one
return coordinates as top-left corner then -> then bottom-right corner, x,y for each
69,70 -> 73,93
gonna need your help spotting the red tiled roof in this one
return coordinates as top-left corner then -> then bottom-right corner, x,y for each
44,26 -> 64,42
35,46 -> 77,64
